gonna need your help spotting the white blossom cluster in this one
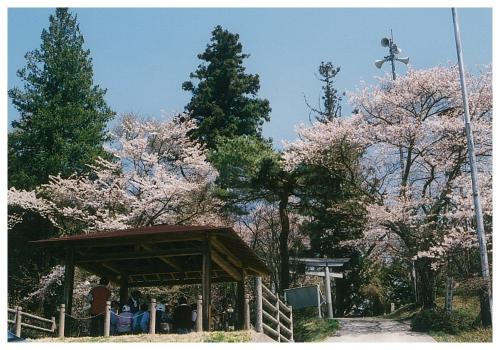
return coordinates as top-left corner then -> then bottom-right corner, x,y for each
284,66 -> 492,269
8,114 -> 222,235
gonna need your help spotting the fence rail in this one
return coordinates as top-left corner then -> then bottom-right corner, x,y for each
255,277 -> 293,342
8,306 -> 57,337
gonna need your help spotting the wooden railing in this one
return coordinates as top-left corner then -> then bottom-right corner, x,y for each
8,306 -> 57,338
255,277 -> 293,342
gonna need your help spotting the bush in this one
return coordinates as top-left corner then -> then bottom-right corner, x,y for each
411,308 -> 476,334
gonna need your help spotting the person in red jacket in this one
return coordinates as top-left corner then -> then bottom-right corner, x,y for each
87,277 -> 111,336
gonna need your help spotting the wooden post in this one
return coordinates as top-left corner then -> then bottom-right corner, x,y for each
58,304 -> 65,338
51,316 -> 56,333
119,275 -> 129,306
15,306 -> 22,337
63,249 -> 75,336
255,277 -> 263,332
196,295 -> 203,332
104,301 -> 111,337
276,293 -> 281,342
202,238 -> 212,331
289,305 -> 294,342
244,294 -> 250,330
149,298 -> 157,334
236,277 -> 245,330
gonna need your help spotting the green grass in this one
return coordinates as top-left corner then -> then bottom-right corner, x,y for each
429,328 -> 492,342
293,307 -> 339,342
435,295 -> 481,315
385,295 -> 491,342
383,303 -> 421,321
29,331 -> 253,343
204,331 -> 251,342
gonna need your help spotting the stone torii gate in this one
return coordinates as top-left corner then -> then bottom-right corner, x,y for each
290,257 -> 350,318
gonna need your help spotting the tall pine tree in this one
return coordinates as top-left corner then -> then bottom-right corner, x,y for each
182,25 -> 271,149
305,61 -> 343,123
8,8 -> 114,312
9,8 -> 115,190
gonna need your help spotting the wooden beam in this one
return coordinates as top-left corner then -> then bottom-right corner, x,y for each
211,250 -> 242,281
119,275 -> 129,306
77,264 -> 118,284
33,231 -> 233,249
236,270 -> 246,330
63,249 -> 75,313
141,244 -> 183,271
102,263 -> 121,274
212,238 -> 243,268
76,247 -> 203,263
128,276 -> 235,287
202,237 -> 212,331
63,249 -> 75,337
128,269 -> 225,280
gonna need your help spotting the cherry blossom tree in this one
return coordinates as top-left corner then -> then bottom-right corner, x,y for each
9,114 -> 222,236
8,114 -> 223,311
285,66 -> 492,308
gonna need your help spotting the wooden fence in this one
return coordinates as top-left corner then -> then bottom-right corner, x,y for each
255,277 -> 293,342
8,294 -> 251,339
8,306 -> 57,338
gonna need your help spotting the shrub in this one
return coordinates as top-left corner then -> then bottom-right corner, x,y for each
411,308 -> 476,334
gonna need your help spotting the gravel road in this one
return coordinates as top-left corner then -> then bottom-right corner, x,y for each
324,317 -> 436,342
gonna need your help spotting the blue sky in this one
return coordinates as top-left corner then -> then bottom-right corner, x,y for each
8,8 -> 492,147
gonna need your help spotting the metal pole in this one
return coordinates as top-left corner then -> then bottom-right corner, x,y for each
390,55 -> 396,80
451,7 -> 492,313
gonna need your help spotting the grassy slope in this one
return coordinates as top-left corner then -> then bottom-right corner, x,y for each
433,295 -> 492,343
293,307 -> 340,342
385,295 -> 492,343
429,328 -> 492,342
30,331 -> 252,343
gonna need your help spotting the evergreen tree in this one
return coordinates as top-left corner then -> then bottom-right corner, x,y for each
8,8 -> 114,312
182,25 -> 271,149
210,136 -> 298,291
305,61 -> 343,123
9,8 -> 115,190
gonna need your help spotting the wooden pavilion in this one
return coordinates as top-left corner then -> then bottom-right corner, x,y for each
31,224 -> 270,331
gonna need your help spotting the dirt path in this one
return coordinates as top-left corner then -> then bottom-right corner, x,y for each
324,317 -> 436,342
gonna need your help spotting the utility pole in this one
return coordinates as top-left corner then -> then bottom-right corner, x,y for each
375,33 -> 417,304
451,7 -> 492,314
374,31 -> 410,177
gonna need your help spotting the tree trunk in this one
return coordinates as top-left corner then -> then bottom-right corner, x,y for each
479,287 -> 492,327
415,257 -> 435,309
278,195 -> 290,292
